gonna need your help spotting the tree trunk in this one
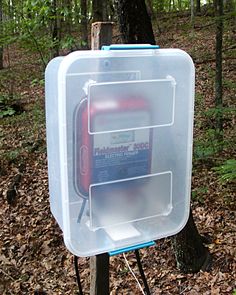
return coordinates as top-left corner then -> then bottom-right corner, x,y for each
115,0 -> 211,274
115,0 -> 155,45
172,210 -> 211,273
51,0 -> 60,58
196,0 -> 201,14
215,0 -> 223,134
0,0 -> 3,69
92,0 -> 103,22
146,0 -> 154,18
63,0 -> 72,33
191,0 -> 194,25
90,253 -> 110,295
102,0 -> 109,21
80,0 -> 88,49
109,0 -> 115,21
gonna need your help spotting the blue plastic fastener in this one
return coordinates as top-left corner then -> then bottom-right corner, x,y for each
102,44 -> 160,50
108,241 -> 155,256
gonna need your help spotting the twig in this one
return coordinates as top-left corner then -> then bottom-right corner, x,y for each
194,21 -> 215,30
0,268 -> 15,281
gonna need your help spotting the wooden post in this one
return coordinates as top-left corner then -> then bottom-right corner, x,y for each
91,22 -> 113,50
90,254 -> 110,295
90,21 -> 113,295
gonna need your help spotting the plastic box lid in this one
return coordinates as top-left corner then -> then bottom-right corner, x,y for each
45,47 -> 195,257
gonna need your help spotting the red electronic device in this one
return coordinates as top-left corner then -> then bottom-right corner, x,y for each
74,96 -> 153,199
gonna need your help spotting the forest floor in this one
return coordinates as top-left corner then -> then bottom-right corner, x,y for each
0,15 -> 236,295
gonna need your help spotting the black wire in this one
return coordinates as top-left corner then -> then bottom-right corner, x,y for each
135,250 -> 151,295
74,255 -> 84,295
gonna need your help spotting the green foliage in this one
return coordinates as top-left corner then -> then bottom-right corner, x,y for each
194,102 -> 235,161
0,94 -> 15,118
152,0 -> 191,12
0,0 -> 83,67
194,93 -> 204,110
4,149 -> 21,162
0,106 -> 15,118
202,106 -> 236,129
61,36 -> 78,50
194,128 -> 224,159
30,78 -> 45,87
192,186 -> 208,203
223,79 -> 236,90
213,159 -> 236,184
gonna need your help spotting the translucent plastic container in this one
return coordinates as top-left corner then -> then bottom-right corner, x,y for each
45,47 -> 195,257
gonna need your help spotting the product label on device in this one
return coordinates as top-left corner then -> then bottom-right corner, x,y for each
92,111 -> 151,183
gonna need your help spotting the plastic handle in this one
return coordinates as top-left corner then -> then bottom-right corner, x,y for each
102,44 -> 160,50
109,241 -> 155,256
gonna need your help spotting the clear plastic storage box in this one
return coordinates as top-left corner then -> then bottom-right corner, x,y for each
45,46 -> 195,257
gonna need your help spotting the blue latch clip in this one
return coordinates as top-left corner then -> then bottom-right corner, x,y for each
109,241 -> 155,256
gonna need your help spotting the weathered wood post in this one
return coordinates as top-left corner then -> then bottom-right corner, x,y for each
90,21 -> 113,295
91,22 -> 113,50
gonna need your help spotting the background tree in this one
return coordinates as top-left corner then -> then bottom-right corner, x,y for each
215,0 -> 224,137
196,0 -> 201,14
115,0 -> 211,273
92,0 -> 103,22
191,0 -> 195,24
146,0 -> 155,18
0,0 -> 3,69
102,0 -> 109,21
51,0 -> 60,58
115,0 -> 155,44
80,0 -> 88,49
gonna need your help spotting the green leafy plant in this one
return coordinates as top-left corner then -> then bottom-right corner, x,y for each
30,78 -> 45,87
213,159 -> 236,184
0,107 -> 15,118
61,36 -> 78,50
0,94 -> 16,118
4,149 -> 21,162
194,128 -> 223,159
192,186 -> 208,204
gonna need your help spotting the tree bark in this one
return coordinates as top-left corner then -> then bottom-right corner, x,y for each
172,210 -> 211,273
92,0 -> 103,22
115,0 -> 211,274
115,0 -> 156,45
51,0 -> 60,58
63,0 -> 72,33
109,0 -> 115,21
102,0 -> 109,21
191,0 -> 195,25
80,0 -> 88,49
215,0 -> 223,134
146,0 -> 154,18
0,0 -> 3,69
196,0 -> 201,14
